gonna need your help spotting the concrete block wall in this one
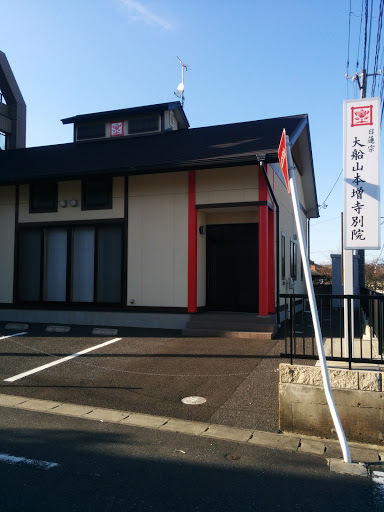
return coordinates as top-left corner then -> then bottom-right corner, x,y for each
279,363 -> 384,445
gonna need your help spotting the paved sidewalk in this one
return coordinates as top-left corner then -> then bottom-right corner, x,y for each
0,392 -> 382,469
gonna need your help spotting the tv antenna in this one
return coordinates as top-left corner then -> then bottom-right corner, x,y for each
174,56 -> 188,107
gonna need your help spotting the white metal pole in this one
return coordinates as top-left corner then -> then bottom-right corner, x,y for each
287,136 -> 351,463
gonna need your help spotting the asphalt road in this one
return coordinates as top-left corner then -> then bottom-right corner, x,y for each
0,406 -> 382,512
0,324 -> 286,432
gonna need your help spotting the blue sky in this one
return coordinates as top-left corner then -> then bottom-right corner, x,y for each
1,0 -> 383,264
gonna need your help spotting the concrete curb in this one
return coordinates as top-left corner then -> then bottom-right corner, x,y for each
0,393 -> 382,466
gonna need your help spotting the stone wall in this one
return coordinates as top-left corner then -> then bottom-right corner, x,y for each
279,363 -> 384,444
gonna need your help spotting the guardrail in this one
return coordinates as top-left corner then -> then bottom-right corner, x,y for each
280,293 -> 384,369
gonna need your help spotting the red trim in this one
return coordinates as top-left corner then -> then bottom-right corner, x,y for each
268,207 -> 275,313
259,170 -> 268,316
188,171 -> 197,312
259,205 -> 268,316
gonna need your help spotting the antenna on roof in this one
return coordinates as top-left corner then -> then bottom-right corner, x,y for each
174,56 -> 188,107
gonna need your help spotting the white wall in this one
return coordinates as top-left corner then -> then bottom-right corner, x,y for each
0,186 -> 15,303
19,177 -> 124,223
196,166 -> 258,205
274,166 -> 308,297
127,172 -> 188,307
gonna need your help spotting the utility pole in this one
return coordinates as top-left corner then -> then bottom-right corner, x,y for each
346,68 -> 382,288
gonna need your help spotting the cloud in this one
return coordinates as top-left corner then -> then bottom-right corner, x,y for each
120,0 -> 173,30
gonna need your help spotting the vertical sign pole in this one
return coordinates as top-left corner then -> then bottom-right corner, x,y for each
286,135 -> 351,463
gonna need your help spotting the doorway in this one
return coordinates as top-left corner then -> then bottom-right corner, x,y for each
206,223 -> 259,312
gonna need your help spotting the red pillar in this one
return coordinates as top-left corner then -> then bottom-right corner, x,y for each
268,207 -> 275,313
259,170 -> 269,316
188,171 -> 197,313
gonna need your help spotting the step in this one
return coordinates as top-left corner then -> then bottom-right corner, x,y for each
187,314 -> 276,325
182,329 -> 274,340
185,321 -> 276,333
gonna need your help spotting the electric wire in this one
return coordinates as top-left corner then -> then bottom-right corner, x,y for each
318,168 -> 343,209
347,0 -> 352,90
356,0 -> 365,71
362,0 -> 369,70
366,0 -> 374,74
371,0 -> 384,96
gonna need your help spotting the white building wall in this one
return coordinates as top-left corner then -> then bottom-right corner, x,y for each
0,186 -> 15,303
196,165 -> 258,205
127,172 -> 188,307
18,177 -> 124,223
274,167 -> 308,298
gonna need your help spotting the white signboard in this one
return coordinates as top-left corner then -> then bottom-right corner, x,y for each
343,97 -> 381,249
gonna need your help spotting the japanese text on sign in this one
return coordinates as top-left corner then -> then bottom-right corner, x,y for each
343,98 -> 380,250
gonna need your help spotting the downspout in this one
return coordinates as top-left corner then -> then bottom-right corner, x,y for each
258,158 -> 280,325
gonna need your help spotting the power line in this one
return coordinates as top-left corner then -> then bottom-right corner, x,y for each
356,0 -> 365,70
318,168 -> 343,209
347,0 -> 352,78
362,0 -> 369,70
311,216 -> 341,227
366,0 -> 374,73
371,0 -> 384,96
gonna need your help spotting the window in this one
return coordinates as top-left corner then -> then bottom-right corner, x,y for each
290,240 -> 297,280
128,116 -> 159,134
82,177 -> 112,210
17,225 -> 123,304
29,182 -> 58,213
169,111 -> 176,129
0,131 -> 7,150
76,123 -> 106,140
281,233 -> 286,280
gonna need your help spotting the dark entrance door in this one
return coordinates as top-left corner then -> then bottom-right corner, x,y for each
206,223 -> 259,312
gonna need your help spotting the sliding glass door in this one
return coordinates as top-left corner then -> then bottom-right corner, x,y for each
17,224 -> 123,304
72,227 -> 95,302
44,228 -> 67,302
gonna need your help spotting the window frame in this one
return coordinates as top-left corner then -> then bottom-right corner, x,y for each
281,233 -> 286,280
290,239 -> 297,281
81,177 -> 113,211
29,182 -> 58,214
17,223 -> 123,305
128,115 -> 160,135
76,122 -> 106,141
0,130 -> 7,150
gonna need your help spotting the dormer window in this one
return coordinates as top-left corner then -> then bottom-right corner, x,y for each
76,123 -> 106,141
169,111 -> 176,129
0,131 -> 7,150
128,115 -> 159,134
61,102 -> 189,142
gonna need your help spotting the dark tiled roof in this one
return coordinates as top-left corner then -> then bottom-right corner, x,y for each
0,114 -> 308,184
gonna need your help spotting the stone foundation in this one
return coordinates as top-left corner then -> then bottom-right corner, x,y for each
279,363 -> 384,445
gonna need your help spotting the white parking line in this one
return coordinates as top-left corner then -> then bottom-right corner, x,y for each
0,452 -> 59,470
4,338 -> 122,383
0,332 -> 27,341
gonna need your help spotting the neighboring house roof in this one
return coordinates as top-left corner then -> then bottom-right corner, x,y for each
0,112 -> 319,216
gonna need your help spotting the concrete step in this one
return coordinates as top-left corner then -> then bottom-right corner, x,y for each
182,328 -> 274,340
185,321 -> 276,332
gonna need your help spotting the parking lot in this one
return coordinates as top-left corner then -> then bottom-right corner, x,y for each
0,323 -> 284,431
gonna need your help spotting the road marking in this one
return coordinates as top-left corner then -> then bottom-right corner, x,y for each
4,338 -> 122,382
0,332 -> 27,341
0,452 -> 59,470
